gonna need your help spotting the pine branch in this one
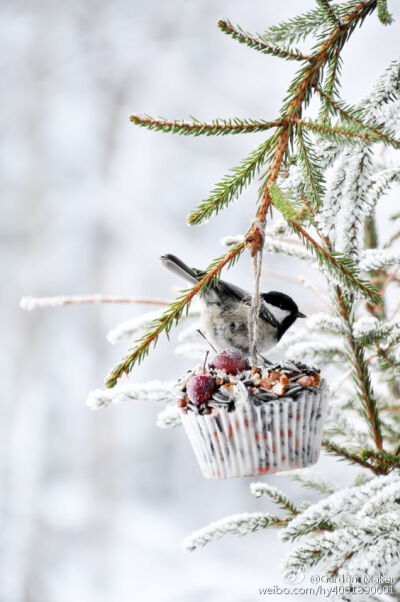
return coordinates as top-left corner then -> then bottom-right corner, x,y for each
342,148 -> 373,259
247,0 -> 380,255
288,217 -> 381,305
108,1 -> 384,389
250,483 -> 300,515
359,249 -> 400,271
183,513 -> 289,551
295,118 -> 398,146
295,126 -> 325,209
354,317 -> 400,346
359,448 -> 400,469
262,4 -> 334,45
105,243 -> 244,387
315,87 -> 400,148
377,0 -> 394,24
376,346 -> 400,375
284,514 -> 400,577
157,405 -> 182,429
20,294 -> 169,310
368,168 -> 400,217
335,293 -> 384,451
267,184 -> 381,303
87,381 -> 175,409
187,135 -> 278,226
385,229 -> 400,249
218,20 -> 310,62
322,439 -> 383,474
319,49 -> 342,123
281,470 -> 338,495
282,472 -> 399,542
129,114 -> 283,136
268,183 -> 299,221
316,0 -> 342,27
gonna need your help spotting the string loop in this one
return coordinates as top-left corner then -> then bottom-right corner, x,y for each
247,219 -> 266,363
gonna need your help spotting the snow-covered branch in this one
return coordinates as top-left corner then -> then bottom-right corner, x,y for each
156,405 -> 182,429
183,513 -> 285,551
20,294 -> 169,311
279,469 -> 338,496
359,249 -> 400,271
281,472 -> 400,542
86,381 -> 176,409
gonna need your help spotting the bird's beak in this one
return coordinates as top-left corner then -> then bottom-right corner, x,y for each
297,311 -> 307,319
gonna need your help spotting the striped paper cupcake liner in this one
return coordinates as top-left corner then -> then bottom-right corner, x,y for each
179,381 -> 328,479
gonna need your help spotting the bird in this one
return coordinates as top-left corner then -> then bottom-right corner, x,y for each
161,254 -> 306,355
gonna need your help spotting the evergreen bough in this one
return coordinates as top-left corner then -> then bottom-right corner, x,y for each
120,1 -> 400,592
24,1 -> 400,595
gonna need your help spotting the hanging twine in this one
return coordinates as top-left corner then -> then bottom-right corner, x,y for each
246,219 -> 266,364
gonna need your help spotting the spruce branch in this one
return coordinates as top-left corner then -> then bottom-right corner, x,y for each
377,0 -> 394,24
284,514 -> 400,578
322,439 -> 383,473
316,0 -> 342,26
335,293 -> 384,451
319,49 -> 342,123
218,20 -> 310,62
282,470 -> 338,495
157,405 -> 182,429
295,126 -> 325,209
376,345 -> 400,375
187,135 -> 278,226
250,483 -> 300,515
268,183 -> 299,221
129,114 -> 283,136
268,183 -> 381,303
20,294 -> 169,310
359,448 -> 400,470
183,513 -> 289,551
359,249 -> 400,271
295,118 -> 397,146
367,168 -> 400,223
87,381 -> 175,410
247,0 -> 380,255
354,317 -> 400,346
315,86 -> 400,148
263,5 -> 330,45
282,472 -> 399,542
289,218 -> 381,304
105,243 -> 244,387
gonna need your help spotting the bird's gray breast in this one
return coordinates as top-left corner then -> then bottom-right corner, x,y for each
200,299 -> 277,353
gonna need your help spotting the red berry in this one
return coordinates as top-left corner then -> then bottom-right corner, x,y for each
186,374 -> 217,405
209,347 -> 249,375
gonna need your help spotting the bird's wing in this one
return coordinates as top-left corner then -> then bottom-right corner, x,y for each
216,280 -> 249,302
219,281 -> 279,328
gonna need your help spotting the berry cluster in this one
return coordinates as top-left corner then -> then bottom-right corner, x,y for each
176,348 -> 321,415
185,347 -> 249,406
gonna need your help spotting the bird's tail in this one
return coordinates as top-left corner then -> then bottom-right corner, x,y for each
160,254 -> 201,285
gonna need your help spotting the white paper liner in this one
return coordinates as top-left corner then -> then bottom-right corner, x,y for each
179,381 -> 328,479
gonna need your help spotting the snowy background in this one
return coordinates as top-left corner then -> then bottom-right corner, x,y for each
2,1 -> 400,601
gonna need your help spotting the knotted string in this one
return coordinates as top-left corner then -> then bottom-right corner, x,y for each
247,219 -> 266,364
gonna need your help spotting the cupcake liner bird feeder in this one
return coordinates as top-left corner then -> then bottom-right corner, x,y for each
175,347 -> 328,479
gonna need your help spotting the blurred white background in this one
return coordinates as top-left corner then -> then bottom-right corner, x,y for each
2,1 -> 400,601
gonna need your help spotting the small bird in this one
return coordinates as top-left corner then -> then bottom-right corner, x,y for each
161,254 -> 306,355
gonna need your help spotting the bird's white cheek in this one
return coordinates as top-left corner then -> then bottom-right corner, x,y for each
264,303 -> 291,323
